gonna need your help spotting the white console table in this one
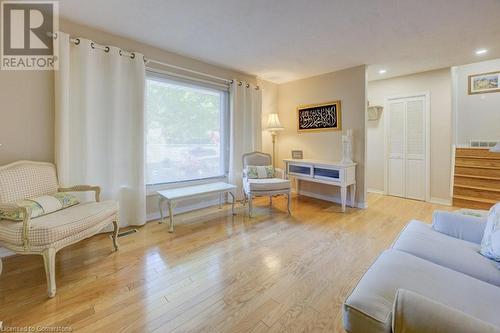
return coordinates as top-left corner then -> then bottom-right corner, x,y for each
283,159 -> 356,212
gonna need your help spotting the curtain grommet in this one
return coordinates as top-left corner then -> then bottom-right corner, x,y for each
119,50 -> 123,56
104,46 -> 110,53
74,38 -> 80,45
91,42 -> 95,49
130,52 -> 136,59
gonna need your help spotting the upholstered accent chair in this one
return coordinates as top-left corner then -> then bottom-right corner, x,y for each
242,152 -> 291,217
0,161 -> 119,298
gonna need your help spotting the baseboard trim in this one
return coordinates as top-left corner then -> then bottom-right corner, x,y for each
429,197 -> 452,206
367,188 -> 385,195
297,190 -> 367,209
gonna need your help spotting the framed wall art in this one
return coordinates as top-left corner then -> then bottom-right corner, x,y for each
468,71 -> 500,95
297,100 -> 341,132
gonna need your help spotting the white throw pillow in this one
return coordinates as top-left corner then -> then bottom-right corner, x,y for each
480,202 -> 500,261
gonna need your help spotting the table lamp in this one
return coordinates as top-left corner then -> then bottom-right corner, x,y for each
265,113 -> 284,167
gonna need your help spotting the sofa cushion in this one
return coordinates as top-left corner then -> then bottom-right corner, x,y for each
245,165 -> 274,179
0,200 -> 117,247
481,203 -> 500,261
392,289 -> 500,333
244,178 -> 290,192
392,220 -> 500,287
343,250 -> 500,333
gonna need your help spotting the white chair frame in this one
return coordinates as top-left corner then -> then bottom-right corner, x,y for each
0,161 -> 119,298
242,152 -> 291,217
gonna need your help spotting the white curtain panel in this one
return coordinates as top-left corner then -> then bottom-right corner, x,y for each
55,32 -> 146,226
228,81 -> 262,199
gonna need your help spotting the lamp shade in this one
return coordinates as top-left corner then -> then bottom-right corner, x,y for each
266,113 -> 284,131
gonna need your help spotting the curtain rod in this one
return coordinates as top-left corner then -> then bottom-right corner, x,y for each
65,35 -> 259,89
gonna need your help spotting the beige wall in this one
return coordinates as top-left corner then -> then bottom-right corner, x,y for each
367,68 -> 452,203
258,79 -> 279,158
0,18 -> 255,166
277,65 -> 367,206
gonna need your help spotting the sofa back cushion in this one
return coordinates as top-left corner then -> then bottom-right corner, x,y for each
480,202 -> 500,262
0,161 -> 58,203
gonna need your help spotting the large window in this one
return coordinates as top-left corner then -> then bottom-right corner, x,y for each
145,73 -> 229,185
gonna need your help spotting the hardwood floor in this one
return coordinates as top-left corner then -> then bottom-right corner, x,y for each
0,193 -> 452,332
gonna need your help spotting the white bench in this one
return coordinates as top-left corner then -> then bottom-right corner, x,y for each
157,182 -> 237,232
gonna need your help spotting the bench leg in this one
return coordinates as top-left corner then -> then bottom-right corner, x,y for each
228,192 -> 236,215
112,220 -> 119,251
168,200 -> 175,233
42,247 -> 56,298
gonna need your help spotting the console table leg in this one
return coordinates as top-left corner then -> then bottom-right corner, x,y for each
341,186 -> 347,213
350,184 -> 356,208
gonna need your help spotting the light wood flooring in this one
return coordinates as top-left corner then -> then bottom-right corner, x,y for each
0,193 -> 452,332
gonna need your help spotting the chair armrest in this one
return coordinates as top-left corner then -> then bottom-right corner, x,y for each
393,289 -> 500,333
274,168 -> 285,179
0,203 -> 31,250
58,185 -> 101,202
432,210 -> 487,244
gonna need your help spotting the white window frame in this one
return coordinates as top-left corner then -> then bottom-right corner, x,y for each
145,70 -> 230,193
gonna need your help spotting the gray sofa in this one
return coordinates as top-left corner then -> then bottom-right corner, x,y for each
343,210 -> 500,333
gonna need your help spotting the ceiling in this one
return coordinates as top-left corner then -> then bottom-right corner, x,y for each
58,0 -> 500,83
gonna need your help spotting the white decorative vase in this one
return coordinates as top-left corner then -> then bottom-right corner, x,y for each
341,129 -> 353,164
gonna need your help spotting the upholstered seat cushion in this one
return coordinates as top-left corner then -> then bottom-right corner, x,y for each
343,249 -> 500,333
392,220 -> 500,287
244,178 -> 291,192
0,200 -> 117,247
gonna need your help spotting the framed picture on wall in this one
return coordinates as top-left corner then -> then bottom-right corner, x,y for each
468,71 -> 500,95
297,100 -> 341,132
291,150 -> 303,159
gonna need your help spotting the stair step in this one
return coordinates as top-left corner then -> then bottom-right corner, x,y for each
453,195 -> 497,204
454,184 -> 500,192
454,174 -> 500,181
454,186 -> 500,201
453,195 -> 496,210
455,163 -> 500,170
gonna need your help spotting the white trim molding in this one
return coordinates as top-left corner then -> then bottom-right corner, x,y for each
428,197 -> 452,206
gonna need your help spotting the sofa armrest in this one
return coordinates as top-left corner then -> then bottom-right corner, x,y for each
0,203 -> 31,250
274,168 -> 285,179
432,210 -> 487,244
58,185 -> 101,202
393,289 -> 500,333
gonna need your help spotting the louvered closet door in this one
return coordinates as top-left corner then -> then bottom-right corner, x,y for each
387,96 -> 426,200
387,101 -> 406,197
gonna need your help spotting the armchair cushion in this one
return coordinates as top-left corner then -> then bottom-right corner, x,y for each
0,192 -> 79,221
0,200 -> 117,248
432,210 -> 487,244
244,178 -> 291,192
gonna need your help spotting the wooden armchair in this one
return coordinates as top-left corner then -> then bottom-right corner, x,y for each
0,161 -> 119,297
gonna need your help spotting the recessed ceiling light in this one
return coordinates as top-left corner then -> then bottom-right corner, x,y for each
475,49 -> 488,55
378,69 -> 387,74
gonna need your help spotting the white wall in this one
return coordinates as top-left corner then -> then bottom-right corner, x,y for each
453,58 -> 500,145
277,65 -> 367,207
367,68 -> 452,203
